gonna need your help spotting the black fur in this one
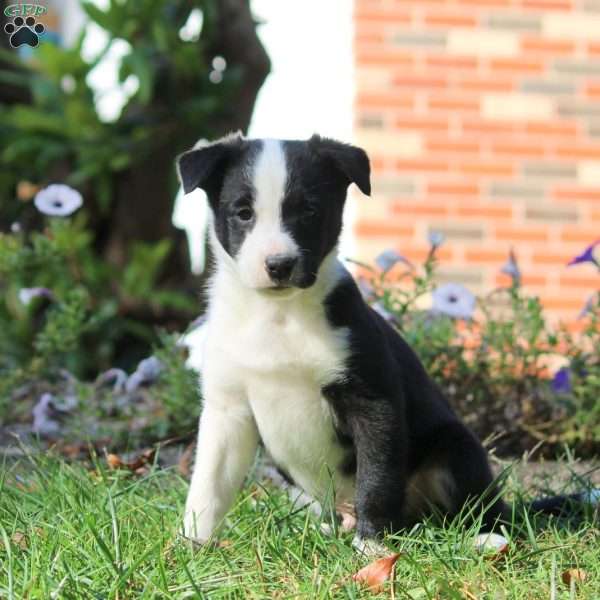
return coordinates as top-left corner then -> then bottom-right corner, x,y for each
322,273 -> 507,537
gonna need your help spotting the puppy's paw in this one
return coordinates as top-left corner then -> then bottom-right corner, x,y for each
352,535 -> 389,557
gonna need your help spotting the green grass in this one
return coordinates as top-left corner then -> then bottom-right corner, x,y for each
0,452 -> 599,599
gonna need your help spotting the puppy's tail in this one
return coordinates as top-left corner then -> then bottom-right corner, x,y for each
529,488 -> 600,517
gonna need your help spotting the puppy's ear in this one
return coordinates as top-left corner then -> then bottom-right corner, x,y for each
309,135 -> 371,196
176,132 -> 244,195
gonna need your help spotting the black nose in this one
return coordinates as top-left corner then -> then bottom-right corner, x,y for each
265,254 -> 298,283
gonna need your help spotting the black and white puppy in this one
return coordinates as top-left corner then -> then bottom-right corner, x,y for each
176,133 -> 588,551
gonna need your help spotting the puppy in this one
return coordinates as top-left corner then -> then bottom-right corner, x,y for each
176,133 -> 589,551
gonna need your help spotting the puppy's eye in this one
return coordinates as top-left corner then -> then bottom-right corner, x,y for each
235,206 -> 254,222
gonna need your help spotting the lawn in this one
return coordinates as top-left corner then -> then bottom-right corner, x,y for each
0,451 -> 598,599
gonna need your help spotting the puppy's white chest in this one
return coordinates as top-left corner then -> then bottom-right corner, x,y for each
206,295 -> 353,503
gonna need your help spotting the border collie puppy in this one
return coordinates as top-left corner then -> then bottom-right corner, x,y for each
176,133 -> 589,551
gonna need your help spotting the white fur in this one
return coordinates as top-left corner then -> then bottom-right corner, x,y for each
183,143 -> 354,543
236,139 -> 300,290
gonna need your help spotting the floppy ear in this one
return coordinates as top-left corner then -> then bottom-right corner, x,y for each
176,132 -> 244,195
309,135 -> 371,196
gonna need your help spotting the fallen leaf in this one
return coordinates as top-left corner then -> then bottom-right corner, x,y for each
106,448 -> 156,473
11,532 -> 28,550
177,441 -> 195,477
562,569 -> 587,586
352,552 -> 400,593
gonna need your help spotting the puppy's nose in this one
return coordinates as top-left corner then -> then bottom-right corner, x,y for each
265,254 -> 298,283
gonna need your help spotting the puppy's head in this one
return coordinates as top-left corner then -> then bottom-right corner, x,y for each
177,133 -> 370,292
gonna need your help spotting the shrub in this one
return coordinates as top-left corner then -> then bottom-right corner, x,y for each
359,236 -> 600,456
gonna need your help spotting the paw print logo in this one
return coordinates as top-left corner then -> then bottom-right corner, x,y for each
4,16 -> 45,48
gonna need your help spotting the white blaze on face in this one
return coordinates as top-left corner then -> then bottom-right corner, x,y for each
237,139 -> 300,288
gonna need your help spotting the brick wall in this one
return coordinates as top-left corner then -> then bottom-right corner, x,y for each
353,0 -> 600,325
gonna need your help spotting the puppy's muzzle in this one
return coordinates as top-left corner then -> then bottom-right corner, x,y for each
265,254 -> 298,286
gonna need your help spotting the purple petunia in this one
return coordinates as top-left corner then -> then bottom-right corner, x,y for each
551,367 -> 572,395
34,184 -> 83,217
428,230 -> 445,249
374,249 -> 413,273
500,249 -> 521,286
432,283 -> 476,320
568,239 -> 600,269
18,287 -> 53,306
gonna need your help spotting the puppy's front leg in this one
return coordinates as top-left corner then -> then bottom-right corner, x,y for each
183,402 -> 259,543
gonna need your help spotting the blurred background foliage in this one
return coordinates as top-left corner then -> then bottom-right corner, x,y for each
0,1 -> 598,458
0,0 -> 270,378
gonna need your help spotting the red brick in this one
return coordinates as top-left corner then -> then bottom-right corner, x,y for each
525,122 -> 577,137
403,246 -> 454,262
427,96 -> 480,112
560,275 -> 600,288
428,182 -> 479,196
585,83 -> 600,100
532,251 -> 575,266
391,201 -> 448,216
541,297 -> 587,311
427,138 -> 480,153
458,161 -> 514,177
496,273 -> 547,286
395,159 -> 449,172
354,8 -> 411,23
560,227 -> 600,243
356,92 -> 414,110
356,49 -> 413,67
556,144 -> 600,159
462,119 -> 516,134
457,77 -> 514,92
520,0 -> 572,9
354,31 -> 386,45
424,12 -> 477,27
392,74 -> 447,89
355,221 -> 414,237
492,142 -> 546,157
554,187 -> 600,201
489,58 -> 545,74
521,36 -> 574,55
457,204 -> 513,219
394,116 -> 448,132
425,55 -> 478,70
495,226 -> 548,241
465,249 -> 509,264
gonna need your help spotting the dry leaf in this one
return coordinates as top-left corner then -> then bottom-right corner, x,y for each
11,532 -> 28,550
562,569 -> 587,586
178,441 -> 195,477
106,448 -> 155,473
352,552 -> 400,593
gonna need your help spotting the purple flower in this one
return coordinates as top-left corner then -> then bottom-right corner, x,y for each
34,184 -> 83,217
432,283 -> 476,320
32,393 -> 61,436
428,230 -> 445,249
18,287 -> 53,306
375,249 -> 412,273
568,239 -> 600,269
500,249 -> 521,285
578,293 -> 597,319
551,367 -> 572,395
96,368 -> 128,394
126,356 -> 164,393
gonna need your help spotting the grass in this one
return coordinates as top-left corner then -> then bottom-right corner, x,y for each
0,450 -> 599,599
